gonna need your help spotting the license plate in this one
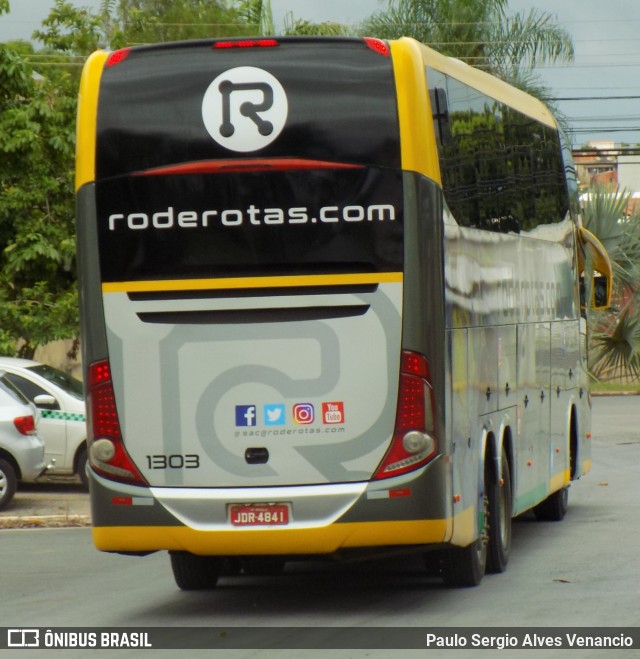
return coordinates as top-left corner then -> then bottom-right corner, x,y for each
229,503 -> 290,527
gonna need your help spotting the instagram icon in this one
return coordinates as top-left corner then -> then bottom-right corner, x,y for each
293,403 -> 314,425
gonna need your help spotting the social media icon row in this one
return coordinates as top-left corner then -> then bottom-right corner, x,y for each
235,402 -> 345,427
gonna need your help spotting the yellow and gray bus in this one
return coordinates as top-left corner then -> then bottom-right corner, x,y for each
76,36 -> 611,588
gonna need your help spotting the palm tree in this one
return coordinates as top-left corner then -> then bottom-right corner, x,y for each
582,187 -> 640,381
359,0 -> 574,95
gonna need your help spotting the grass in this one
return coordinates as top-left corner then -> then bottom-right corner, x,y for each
590,380 -> 640,395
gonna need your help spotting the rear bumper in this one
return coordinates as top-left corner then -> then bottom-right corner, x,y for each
89,458 -> 462,555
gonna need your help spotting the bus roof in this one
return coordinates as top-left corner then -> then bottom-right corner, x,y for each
405,37 -> 558,130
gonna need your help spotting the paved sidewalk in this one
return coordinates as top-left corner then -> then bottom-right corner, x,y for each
0,476 -> 91,529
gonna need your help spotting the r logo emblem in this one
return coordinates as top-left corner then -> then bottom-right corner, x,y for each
202,66 -> 288,152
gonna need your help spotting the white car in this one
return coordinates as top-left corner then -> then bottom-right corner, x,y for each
0,358 -> 87,487
0,373 -> 47,510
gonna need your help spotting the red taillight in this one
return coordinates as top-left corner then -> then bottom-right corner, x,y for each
213,39 -> 278,49
373,351 -> 437,480
106,48 -> 131,67
364,38 -> 390,57
14,415 -> 36,436
87,360 -> 147,486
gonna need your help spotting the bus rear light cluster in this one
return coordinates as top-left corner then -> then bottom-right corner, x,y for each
87,360 -> 147,486
106,48 -> 131,67
364,38 -> 390,57
213,39 -> 278,49
373,350 -> 437,479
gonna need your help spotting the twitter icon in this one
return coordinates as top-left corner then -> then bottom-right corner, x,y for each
264,404 -> 286,426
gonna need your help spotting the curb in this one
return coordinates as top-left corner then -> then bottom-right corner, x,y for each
0,515 -> 91,529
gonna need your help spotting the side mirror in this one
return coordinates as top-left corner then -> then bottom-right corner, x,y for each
34,394 -> 58,409
593,275 -> 610,310
578,227 -> 613,310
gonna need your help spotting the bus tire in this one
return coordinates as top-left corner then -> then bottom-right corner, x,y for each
76,445 -> 89,490
487,446 -> 512,573
441,457 -> 490,587
169,551 -> 222,590
0,458 -> 17,512
533,487 -> 569,521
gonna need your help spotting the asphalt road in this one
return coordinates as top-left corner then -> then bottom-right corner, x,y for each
1,396 -> 638,658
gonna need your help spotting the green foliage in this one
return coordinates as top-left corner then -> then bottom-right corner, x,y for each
582,186 -> 640,382
590,310 -> 640,381
282,15 -> 350,37
0,37 -> 77,357
360,0 -> 574,94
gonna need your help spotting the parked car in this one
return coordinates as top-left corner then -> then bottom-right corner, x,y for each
0,373 -> 47,510
0,358 -> 87,488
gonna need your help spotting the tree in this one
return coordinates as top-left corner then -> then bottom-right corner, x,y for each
0,5 -> 79,358
359,0 -> 574,97
582,187 -> 640,381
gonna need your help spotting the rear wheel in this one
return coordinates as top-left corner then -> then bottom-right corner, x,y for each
441,456 -> 491,587
0,458 -> 17,512
487,446 -> 512,573
534,486 -> 569,521
169,551 -> 222,590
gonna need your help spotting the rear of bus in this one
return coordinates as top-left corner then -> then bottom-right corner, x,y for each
76,37 -> 448,582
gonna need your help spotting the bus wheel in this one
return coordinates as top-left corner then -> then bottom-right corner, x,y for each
441,459 -> 490,587
169,551 -> 222,590
487,447 -> 512,573
533,487 -> 569,521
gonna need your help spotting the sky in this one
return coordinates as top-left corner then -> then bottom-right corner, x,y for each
0,0 -> 639,146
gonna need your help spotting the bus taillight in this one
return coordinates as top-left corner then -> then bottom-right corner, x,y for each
373,351 -> 437,480
213,39 -> 279,49
87,360 -> 148,486
364,38 -> 390,57
106,48 -> 131,67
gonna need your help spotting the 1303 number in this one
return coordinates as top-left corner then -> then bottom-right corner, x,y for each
145,454 -> 200,469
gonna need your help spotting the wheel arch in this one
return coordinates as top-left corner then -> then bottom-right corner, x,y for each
0,449 -> 21,480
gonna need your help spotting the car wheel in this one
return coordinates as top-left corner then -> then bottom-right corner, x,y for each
0,458 -> 18,512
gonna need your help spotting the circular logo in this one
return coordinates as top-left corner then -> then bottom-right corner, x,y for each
202,66 -> 288,153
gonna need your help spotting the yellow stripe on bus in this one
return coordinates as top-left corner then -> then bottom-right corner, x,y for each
549,469 -> 571,494
93,505 -> 477,555
390,38 -> 441,183
75,50 -> 109,191
93,518 -> 450,555
102,272 -> 404,294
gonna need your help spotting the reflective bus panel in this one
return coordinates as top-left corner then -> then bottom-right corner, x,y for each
76,36 -> 611,589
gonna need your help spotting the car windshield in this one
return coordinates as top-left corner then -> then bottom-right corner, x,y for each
27,364 -> 84,400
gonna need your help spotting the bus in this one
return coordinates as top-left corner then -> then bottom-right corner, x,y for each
75,36 -> 612,588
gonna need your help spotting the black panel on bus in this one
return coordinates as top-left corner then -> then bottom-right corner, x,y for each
96,38 -> 400,178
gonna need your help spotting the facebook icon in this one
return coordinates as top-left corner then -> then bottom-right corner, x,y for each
235,405 -> 257,427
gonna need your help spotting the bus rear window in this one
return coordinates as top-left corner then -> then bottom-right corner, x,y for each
96,167 -> 403,282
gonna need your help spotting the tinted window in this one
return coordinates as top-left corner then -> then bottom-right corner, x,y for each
27,365 -> 84,400
428,68 -> 570,234
4,373 -> 53,406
